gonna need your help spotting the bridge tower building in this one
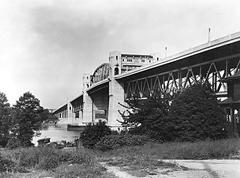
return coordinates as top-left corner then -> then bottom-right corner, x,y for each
108,51 -> 125,129
109,51 -> 122,75
82,74 -> 93,124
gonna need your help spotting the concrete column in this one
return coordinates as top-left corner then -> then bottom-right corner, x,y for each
82,91 -> 93,124
67,102 -> 74,123
108,51 -> 127,129
233,108 -> 239,137
82,74 -> 93,124
108,78 -> 125,128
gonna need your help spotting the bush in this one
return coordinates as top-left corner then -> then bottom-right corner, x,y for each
120,91 -> 174,141
168,83 -> 227,141
6,138 -> 22,149
121,83 -> 228,142
0,155 -> 15,172
19,147 -> 42,168
95,134 -> 149,151
37,156 -> 59,170
80,121 -> 111,148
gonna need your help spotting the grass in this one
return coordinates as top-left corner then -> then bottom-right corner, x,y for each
93,138 -> 240,176
97,138 -> 240,160
0,147 -> 116,178
0,138 -> 239,177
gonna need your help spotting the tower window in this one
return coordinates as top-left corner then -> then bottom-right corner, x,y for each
114,67 -> 119,75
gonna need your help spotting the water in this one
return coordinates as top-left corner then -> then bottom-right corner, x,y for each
32,124 -> 81,146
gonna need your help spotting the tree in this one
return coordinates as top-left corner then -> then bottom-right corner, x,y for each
9,92 -> 46,147
120,91 -> 175,141
38,108 -> 59,129
168,83 -> 227,141
0,92 -> 11,146
120,83 -> 227,142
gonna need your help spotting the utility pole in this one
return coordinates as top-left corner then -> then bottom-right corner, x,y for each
208,27 -> 211,43
165,46 -> 168,57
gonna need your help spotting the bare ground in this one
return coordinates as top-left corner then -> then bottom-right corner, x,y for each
101,159 -> 240,178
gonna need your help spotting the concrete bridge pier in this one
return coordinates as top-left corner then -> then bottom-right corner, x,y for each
108,51 -> 126,129
82,74 -> 93,124
108,78 -> 125,129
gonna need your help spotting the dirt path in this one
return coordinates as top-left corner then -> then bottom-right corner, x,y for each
101,160 -> 240,178
101,162 -> 138,178
163,159 -> 240,178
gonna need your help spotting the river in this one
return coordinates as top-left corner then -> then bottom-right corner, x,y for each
32,124 -> 81,146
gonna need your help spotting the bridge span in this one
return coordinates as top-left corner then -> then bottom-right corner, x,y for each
53,32 -> 240,131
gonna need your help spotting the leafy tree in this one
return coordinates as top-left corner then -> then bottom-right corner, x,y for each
168,83 -> 227,141
120,83 -> 227,142
0,92 -> 11,146
120,91 -> 175,141
9,92 -> 50,147
39,109 -> 59,129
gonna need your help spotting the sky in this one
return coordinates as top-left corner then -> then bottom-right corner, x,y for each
0,0 -> 240,109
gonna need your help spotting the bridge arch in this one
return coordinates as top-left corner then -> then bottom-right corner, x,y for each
92,63 -> 110,84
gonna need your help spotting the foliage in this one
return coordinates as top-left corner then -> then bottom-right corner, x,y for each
39,109 -> 59,129
120,91 -> 175,141
168,83 -> 227,141
37,156 -> 59,170
121,83 -> 227,142
80,121 -> 111,148
0,154 -> 15,172
54,163 -> 107,178
8,92 -> 56,147
95,134 -> 149,151
6,138 -> 22,149
18,147 -> 95,170
97,138 -> 240,160
0,92 -> 11,147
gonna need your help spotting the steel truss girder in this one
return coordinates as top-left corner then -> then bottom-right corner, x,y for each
124,54 -> 240,99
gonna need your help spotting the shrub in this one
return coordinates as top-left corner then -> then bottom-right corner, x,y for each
168,83 -> 227,141
95,134 -> 149,151
19,147 -> 42,168
80,121 -> 111,148
121,82 -> 228,142
37,156 -> 59,170
66,150 -> 94,165
6,138 -> 22,149
0,155 -> 15,172
120,91 -> 175,141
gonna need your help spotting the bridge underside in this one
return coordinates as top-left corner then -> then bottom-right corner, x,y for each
122,41 -> 240,99
89,85 -> 109,122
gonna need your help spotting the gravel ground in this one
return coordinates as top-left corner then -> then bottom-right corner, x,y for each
161,159 -> 240,178
102,159 -> 240,178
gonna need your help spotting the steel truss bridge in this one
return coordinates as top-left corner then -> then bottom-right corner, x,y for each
116,34 -> 240,100
53,31 -> 240,132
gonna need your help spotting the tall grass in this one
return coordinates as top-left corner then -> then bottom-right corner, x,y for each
0,147 -> 112,177
16,147 -> 95,169
98,138 -> 240,160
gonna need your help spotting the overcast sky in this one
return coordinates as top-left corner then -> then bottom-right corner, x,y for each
0,0 -> 240,109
